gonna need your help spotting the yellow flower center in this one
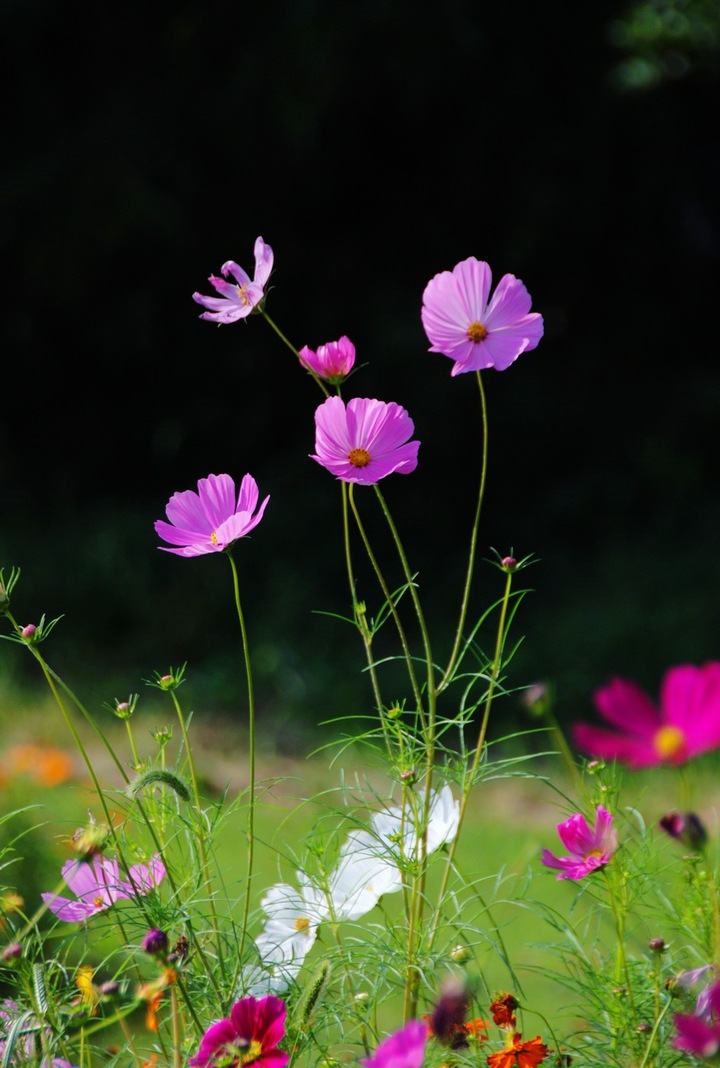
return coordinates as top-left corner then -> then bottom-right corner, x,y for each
93,896 -> 105,908
210,531 -> 218,545
348,447 -> 371,468
240,1040 -> 263,1066
236,284 -> 252,306
294,916 -> 310,933
654,725 -> 685,760
467,320 -> 488,342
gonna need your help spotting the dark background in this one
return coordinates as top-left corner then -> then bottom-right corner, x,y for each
2,0 -> 719,749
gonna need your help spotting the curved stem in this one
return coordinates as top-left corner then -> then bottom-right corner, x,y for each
259,309 -> 330,397
426,568 -> 514,953
440,371 -> 488,693
227,550 -> 257,973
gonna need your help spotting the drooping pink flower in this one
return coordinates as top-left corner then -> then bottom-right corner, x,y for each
421,257 -> 543,375
41,855 -> 166,922
361,1019 -> 429,1068
190,995 -> 288,1068
192,237 -> 273,324
541,805 -> 618,881
155,473 -> 269,557
298,335 -> 356,382
310,396 -> 420,485
674,979 -> 720,1058
572,663 -> 720,769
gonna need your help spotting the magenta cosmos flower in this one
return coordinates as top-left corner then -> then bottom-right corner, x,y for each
310,396 -> 419,485
41,855 -> 166,922
361,1019 -> 429,1068
421,257 -> 543,375
572,662 -> 720,769
192,236 -> 273,323
298,335 -> 356,382
674,979 -> 720,1058
541,805 -> 618,881
155,473 -> 269,557
190,995 -> 288,1068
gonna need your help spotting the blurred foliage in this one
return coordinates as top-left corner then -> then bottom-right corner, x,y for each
609,0 -> 720,89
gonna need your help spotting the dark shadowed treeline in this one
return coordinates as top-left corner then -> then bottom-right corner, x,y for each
2,1 -> 719,742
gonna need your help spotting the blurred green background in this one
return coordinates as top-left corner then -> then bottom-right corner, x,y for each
2,0 -> 720,744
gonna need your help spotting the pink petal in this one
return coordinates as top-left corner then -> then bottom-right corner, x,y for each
197,473 -> 238,529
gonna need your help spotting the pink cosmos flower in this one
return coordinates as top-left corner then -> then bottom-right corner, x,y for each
41,855 -> 166,922
310,396 -> 420,485
541,805 -> 618,881
421,257 -> 543,375
572,662 -> 720,769
155,473 -> 270,557
361,1019 -> 429,1068
190,995 -> 288,1068
674,979 -> 720,1058
192,237 -> 273,323
298,335 -> 356,382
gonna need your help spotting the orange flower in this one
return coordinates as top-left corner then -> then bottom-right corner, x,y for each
489,993 -> 519,1029
5,743 -> 74,786
487,1033 -> 549,1068
137,967 -> 177,1032
424,1014 -> 489,1046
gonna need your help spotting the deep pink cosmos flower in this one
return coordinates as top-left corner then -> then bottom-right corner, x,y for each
572,663 -> 720,769
298,335 -> 356,382
193,237 -> 273,324
361,1019 -> 429,1068
541,805 -> 618,881
41,855 -> 166,922
674,979 -> 720,1058
310,396 -> 420,485
421,257 -> 543,375
190,995 -> 288,1068
155,473 -> 269,557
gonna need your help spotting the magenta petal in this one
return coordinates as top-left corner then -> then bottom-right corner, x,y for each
197,474 -> 238,529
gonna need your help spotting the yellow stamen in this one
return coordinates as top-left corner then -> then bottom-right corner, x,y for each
467,320 -> 488,342
236,284 -> 252,306
294,916 -> 310,933
93,896 -> 105,908
210,531 -> 218,545
348,447 -> 371,468
240,1040 -> 263,1065
654,725 -> 685,760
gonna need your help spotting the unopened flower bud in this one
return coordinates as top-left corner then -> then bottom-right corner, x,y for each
2,942 -> 22,962
659,812 -> 708,852
21,624 -> 37,641
142,929 -> 168,956
353,991 -> 369,1005
400,769 -> 417,785
99,980 -> 120,997
450,944 -> 471,963
648,937 -> 666,953
500,556 -> 517,572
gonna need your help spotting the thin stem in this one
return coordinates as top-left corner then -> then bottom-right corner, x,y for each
348,484 -> 426,730
440,370 -> 488,693
426,568 -> 515,953
227,550 -> 256,971
258,309 -> 330,397
169,687 -> 226,984
340,483 -> 392,755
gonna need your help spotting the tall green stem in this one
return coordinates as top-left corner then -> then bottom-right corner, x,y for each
227,550 -> 257,971
440,371 -> 488,693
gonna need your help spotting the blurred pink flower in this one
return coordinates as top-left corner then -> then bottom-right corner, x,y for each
310,396 -> 419,485
361,1019 -> 428,1068
299,335 -> 356,382
541,805 -> 617,881
674,979 -> 720,1058
572,663 -> 720,769
421,257 -> 543,375
193,237 -> 273,324
42,855 -> 165,922
190,995 -> 288,1068
155,473 -> 269,557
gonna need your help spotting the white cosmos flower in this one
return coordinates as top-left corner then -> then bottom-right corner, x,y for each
329,829 -> 404,921
370,784 -> 460,859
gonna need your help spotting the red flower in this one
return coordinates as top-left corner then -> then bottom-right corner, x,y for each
487,1033 -> 549,1068
190,995 -> 288,1068
489,993 -> 519,1029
